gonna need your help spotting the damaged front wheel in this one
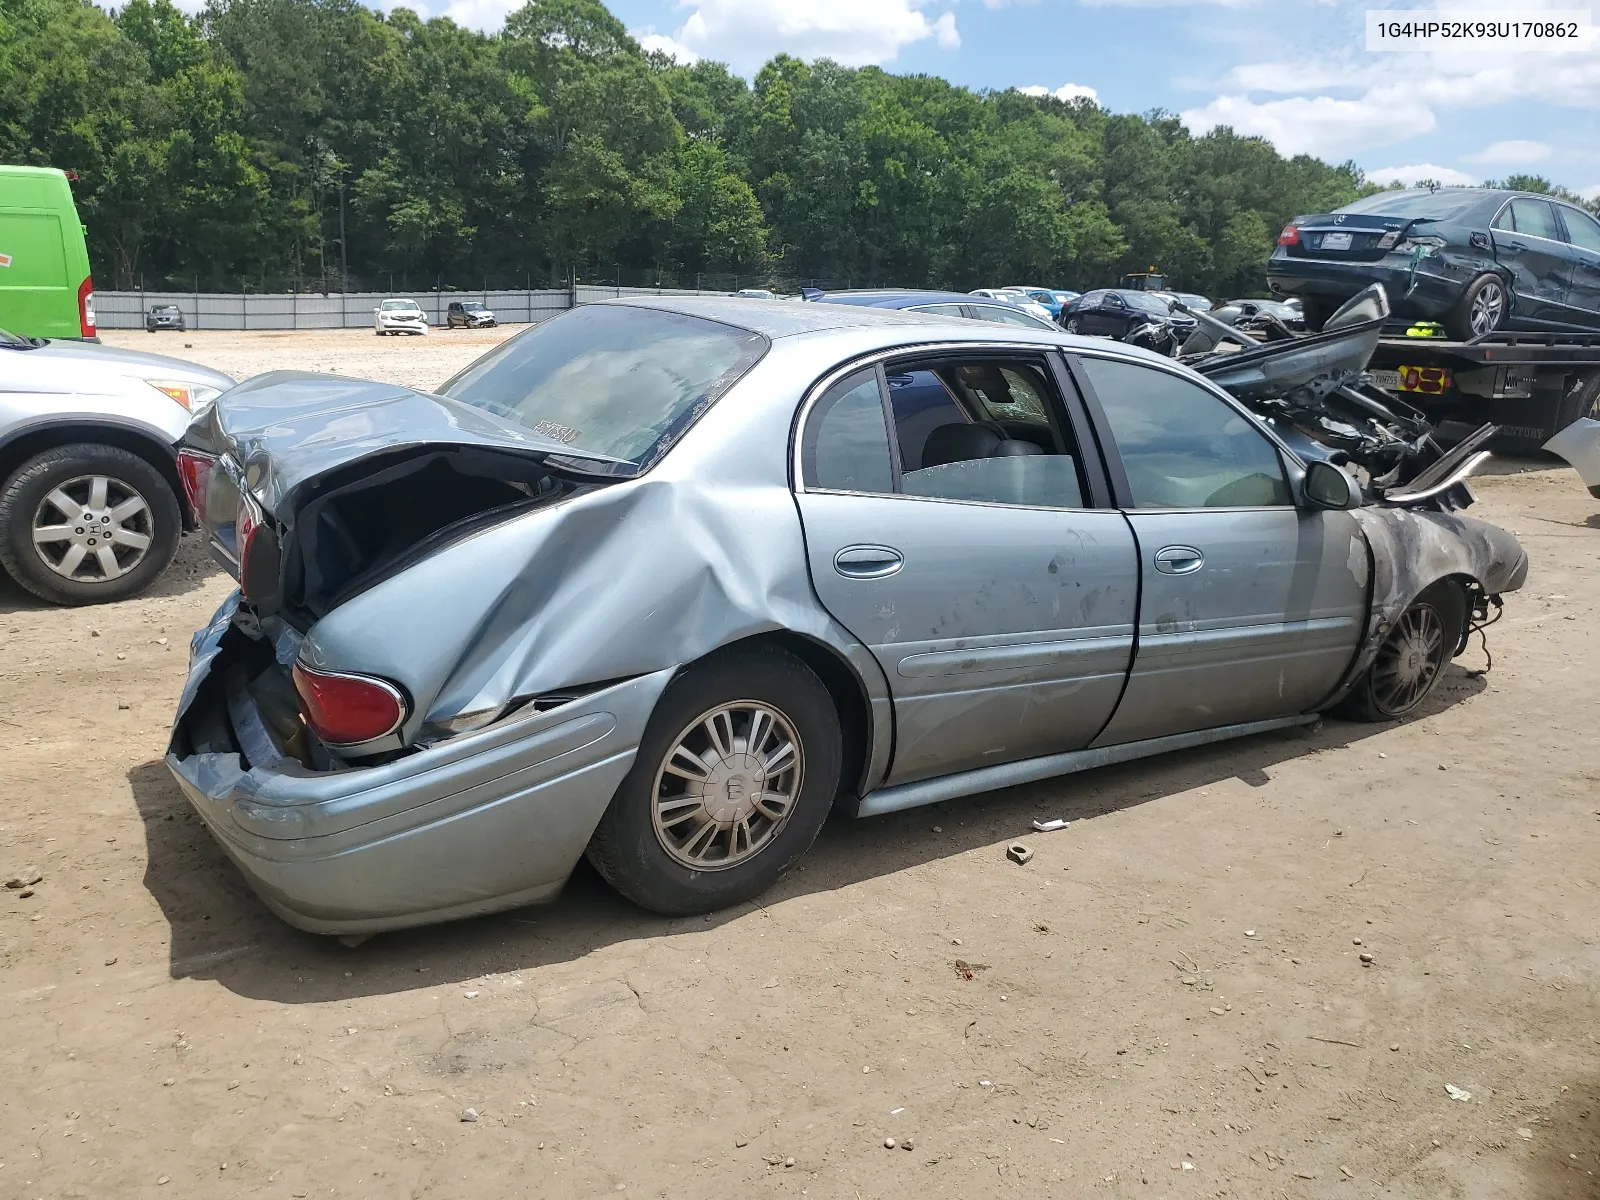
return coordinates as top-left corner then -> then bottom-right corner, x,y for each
1336,583 -> 1465,721
586,644 -> 842,916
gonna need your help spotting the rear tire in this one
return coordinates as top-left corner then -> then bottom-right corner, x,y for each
1335,583 -> 1466,721
1446,274 -> 1506,341
586,644 -> 842,916
0,443 -> 181,606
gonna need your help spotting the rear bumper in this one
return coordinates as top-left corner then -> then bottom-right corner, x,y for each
1267,254 -> 1463,320
165,594 -> 671,934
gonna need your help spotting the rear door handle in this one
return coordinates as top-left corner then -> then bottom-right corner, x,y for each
1153,545 -> 1204,575
834,545 -> 904,579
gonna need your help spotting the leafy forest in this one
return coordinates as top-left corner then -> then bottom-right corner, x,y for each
2,0 -> 1585,296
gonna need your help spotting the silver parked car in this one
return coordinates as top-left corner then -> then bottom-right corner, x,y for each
167,300 -> 1527,935
0,327 -> 234,604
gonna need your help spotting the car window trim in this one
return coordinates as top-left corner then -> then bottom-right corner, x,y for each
1062,348 -> 1306,513
791,341 -> 1113,513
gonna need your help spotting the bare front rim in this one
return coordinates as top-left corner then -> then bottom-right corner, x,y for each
1371,602 -> 1446,714
652,701 -> 804,870
30,475 -> 154,582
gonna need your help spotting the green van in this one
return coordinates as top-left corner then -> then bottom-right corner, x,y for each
0,165 -> 96,339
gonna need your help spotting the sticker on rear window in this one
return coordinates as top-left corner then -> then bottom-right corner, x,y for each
0,254 -> 12,268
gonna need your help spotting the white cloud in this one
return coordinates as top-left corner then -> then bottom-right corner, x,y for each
1081,0 -> 1253,6
636,31 -> 701,62
440,0 -> 519,29
670,0 -> 958,70
1365,163 -> 1480,188
1018,82 -> 1099,103
1463,139 -> 1551,166
1581,184 -> 1600,201
1180,91 -> 1432,157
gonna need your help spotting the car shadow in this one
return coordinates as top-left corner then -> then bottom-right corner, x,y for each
1523,1067 -> 1600,1198
126,666 -> 1487,1004
0,531 -> 222,614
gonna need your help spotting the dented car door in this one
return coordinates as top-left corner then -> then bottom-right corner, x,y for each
1071,353 -> 1368,745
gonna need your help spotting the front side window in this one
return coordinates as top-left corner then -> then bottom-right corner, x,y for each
1079,357 -> 1291,509
440,304 -> 768,468
908,304 -> 966,317
381,300 -> 419,311
1560,206 -> 1600,253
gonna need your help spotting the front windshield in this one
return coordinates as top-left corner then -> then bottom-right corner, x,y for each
381,300 -> 419,311
1339,189 -> 1481,219
0,327 -> 37,348
462,303 -> 485,311
1122,292 -> 1173,315
439,304 -> 769,468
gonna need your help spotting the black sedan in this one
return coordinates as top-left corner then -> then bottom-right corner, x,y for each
146,304 -> 186,333
1268,187 -> 1600,339
1058,289 -> 1196,338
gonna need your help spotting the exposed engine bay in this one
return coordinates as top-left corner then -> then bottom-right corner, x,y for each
1121,284 -> 1492,512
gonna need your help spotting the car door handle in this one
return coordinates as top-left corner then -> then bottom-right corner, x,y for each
1506,240 -> 1528,251
1153,545 -> 1204,575
834,545 -> 904,579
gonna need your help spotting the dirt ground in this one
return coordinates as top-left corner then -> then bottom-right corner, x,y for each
2,329 -> 1598,1199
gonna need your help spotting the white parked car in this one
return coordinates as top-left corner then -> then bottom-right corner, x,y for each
0,326 -> 234,604
374,299 -> 429,336
972,288 -> 1054,323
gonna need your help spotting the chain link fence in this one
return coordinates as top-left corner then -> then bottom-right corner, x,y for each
93,280 -> 849,331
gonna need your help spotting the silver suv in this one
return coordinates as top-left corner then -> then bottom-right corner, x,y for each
0,328 -> 234,605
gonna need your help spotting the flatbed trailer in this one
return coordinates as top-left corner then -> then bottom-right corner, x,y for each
1366,326 -> 1600,451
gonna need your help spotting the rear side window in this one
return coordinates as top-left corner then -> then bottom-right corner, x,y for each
441,305 -> 768,469
802,370 -> 894,494
1508,198 -> 1563,241
1080,357 -> 1291,509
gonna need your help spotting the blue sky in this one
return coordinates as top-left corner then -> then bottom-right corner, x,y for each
415,0 -> 1600,196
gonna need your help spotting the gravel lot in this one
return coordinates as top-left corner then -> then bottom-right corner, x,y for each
2,329 -> 1598,1198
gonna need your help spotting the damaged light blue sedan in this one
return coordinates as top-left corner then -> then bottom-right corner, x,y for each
167,299 -> 1528,935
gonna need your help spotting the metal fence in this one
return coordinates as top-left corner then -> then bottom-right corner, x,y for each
94,283 -> 737,331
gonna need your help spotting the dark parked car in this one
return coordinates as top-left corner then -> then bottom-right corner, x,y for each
1059,289 -> 1197,339
1268,187 -> 1600,339
446,301 -> 497,329
146,304 -> 185,333
802,289 -> 1057,330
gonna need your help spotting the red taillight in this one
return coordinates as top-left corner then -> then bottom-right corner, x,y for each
236,494 -> 261,577
175,449 -> 215,517
292,663 -> 407,746
1277,224 -> 1300,247
77,276 -> 96,337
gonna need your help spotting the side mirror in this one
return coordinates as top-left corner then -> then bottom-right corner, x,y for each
1303,459 -> 1361,510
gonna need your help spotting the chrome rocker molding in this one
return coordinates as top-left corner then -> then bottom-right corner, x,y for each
856,713 -> 1320,818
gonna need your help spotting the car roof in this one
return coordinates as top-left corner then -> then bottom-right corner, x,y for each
588,297 -> 1198,368
805,289 -> 984,309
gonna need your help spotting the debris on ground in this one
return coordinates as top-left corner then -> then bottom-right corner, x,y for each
1031,819 -> 1070,833
1006,844 -> 1033,865
460,1108 -> 479,1122
6,867 -> 42,889
1445,1085 -> 1472,1102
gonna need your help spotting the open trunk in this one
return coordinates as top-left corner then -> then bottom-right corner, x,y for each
180,374 -> 607,627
